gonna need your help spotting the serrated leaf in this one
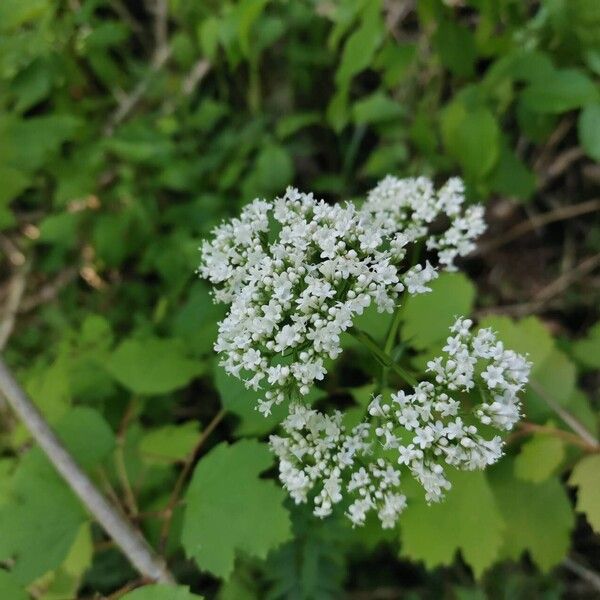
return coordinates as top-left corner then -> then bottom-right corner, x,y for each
515,434 -> 565,483
402,272 -> 475,350
121,584 -> 203,599
400,470 -> 504,577
490,461 -> 574,571
106,337 -> 202,395
182,440 -> 291,578
569,455 -> 600,534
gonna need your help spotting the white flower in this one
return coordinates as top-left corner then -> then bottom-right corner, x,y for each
199,176 -> 484,412
270,317 -> 530,528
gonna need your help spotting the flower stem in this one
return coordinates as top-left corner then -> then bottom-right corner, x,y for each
380,304 -> 405,389
349,327 -> 418,387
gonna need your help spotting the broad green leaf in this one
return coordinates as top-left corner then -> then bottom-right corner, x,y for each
352,92 -> 404,124
514,434 -> 565,483
434,19 -> 476,77
569,455 -> 600,534
578,103 -> 600,161
400,470 -> 504,577
402,273 -> 475,350
182,440 -> 291,578
525,348 -> 577,421
376,42 -> 416,87
0,0 -> 49,31
215,367 -> 287,436
441,101 -> 500,180
360,142 -> 408,177
490,461 -> 574,571
139,422 -> 200,464
106,337 -> 202,395
521,69 -> 599,114
0,571 -> 28,600
571,320 -> 600,370
0,115 -> 81,172
477,316 -> 553,373
489,141 -> 536,201
0,408 -> 114,583
35,522 -> 94,600
121,584 -> 203,599
0,164 -> 29,207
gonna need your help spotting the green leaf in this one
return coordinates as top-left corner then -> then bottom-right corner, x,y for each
182,440 -> 292,578
0,408 -> 114,584
514,434 -> 565,483
521,69 -> 599,114
0,0 -> 49,31
400,470 -> 504,577
569,455 -> 600,534
139,422 -> 200,464
0,115 -> 81,172
537,348 -> 577,404
490,461 -> 574,571
0,570 -> 28,600
238,0 -> 269,58
441,101 -> 500,180
106,337 -> 203,395
489,141 -> 536,201
571,321 -> 600,370
335,2 -> 383,88
0,164 -> 29,207
352,92 -> 404,124
402,273 -> 476,350
579,103 -> 600,161
121,584 -> 203,599
434,19 -> 476,77
477,316 -> 553,372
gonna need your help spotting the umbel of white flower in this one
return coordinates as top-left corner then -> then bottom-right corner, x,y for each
199,176 -> 485,416
269,318 -> 531,529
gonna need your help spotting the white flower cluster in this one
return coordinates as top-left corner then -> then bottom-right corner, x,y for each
369,317 -> 531,504
362,176 -> 486,270
269,404 -> 407,529
270,318 -> 530,527
199,177 -> 485,415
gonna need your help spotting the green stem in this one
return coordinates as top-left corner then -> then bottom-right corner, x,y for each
380,304 -> 405,389
350,327 -> 418,387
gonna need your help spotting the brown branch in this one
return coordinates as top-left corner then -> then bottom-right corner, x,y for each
0,260 -> 30,351
477,252 -> 600,317
530,381 -> 599,450
515,422 -> 599,453
18,267 -> 78,314
475,198 -> 600,255
158,408 -> 226,551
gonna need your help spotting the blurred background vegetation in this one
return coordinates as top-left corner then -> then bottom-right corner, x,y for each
0,0 -> 599,598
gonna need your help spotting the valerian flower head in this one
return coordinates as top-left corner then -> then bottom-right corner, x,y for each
270,319 -> 530,528
199,177 -> 485,415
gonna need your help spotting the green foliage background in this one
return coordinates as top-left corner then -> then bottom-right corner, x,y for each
0,0 -> 599,598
